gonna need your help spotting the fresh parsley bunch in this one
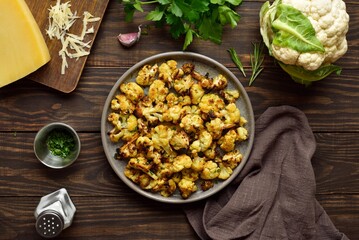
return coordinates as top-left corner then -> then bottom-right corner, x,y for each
120,0 -> 243,50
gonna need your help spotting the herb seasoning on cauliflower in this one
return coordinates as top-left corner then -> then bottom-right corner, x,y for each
107,59 -> 250,199
260,0 -> 349,85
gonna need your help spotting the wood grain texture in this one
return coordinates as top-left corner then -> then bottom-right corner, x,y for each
1,132 -> 357,197
25,0 -> 109,93
0,0 -> 358,239
0,67 -> 358,132
0,197 -> 198,240
0,195 -> 357,239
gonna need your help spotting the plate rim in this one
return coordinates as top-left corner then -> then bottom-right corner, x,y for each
101,51 -> 255,204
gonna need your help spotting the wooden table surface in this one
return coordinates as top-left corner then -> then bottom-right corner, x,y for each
1,1 -> 358,239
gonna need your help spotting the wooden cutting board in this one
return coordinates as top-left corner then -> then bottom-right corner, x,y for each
25,0 -> 109,93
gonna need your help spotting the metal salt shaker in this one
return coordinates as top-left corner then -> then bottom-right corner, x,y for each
34,188 -> 76,238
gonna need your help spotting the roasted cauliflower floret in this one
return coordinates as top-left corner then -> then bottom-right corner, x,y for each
220,89 -> 240,103
166,92 -> 179,107
158,60 -> 179,86
181,168 -> 199,182
180,114 -> 204,133
206,118 -> 223,139
181,62 -> 195,74
199,93 -> 225,115
189,83 -> 205,105
135,136 -> 162,164
120,82 -> 144,103
178,178 -> 198,199
148,79 -> 169,103
166,92 -> 192,108
218,163 -> 233,180
201,180 -> 214,191
124,169 -> 155,190
117,135 -> 139,159
151,124 -> 175,157
190,130 -> 213,154
136,64 -> 158,86
156,162 -> 174,179
128,156 -> 157,179
172,154 -> 192,172
218,129 -> 238,152
178,95 -> 192,106
126,115 -> 138,131
163,105 -> 185,123
136,118 -> 150,135
111,94 -> 135,114
237,127 -> 248,141
183,105 -> 201,116
145,178 -> 166,192
146,149 -> 162,165
240,116 -> 248,127
191,71 -> 213,90
201,161 -> 220,180
124,167 -> 142,183
135,136 -> 152,150
108,113 -> 138,142
191,156 -> 206,172
160,179 -> 177,197
222,150 -> 243,169
170,129 -> 190,150
167,59 -> 178,69
206,118 -> 235,140
171,172 -> 182,184
137,174 -> 152,189
212,74 -> 228,90
203,142 -> 218,160
136,97 -> 167,124
219,103 -> 241,125
173,74 -> 194,95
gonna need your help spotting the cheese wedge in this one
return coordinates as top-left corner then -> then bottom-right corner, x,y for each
0,0 -> 50,88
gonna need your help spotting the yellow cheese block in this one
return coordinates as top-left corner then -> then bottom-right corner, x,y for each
0,0 -> 50,88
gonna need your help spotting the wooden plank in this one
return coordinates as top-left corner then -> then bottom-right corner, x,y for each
0,197 -> 197,240
0,132 -> 357,196
1,67 -> 358,132
0,195 -> 357,239
24,0 -> 109,93
316,194 -> 359,240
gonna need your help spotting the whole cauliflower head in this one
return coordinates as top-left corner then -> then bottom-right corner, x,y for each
260,0 -> 349,84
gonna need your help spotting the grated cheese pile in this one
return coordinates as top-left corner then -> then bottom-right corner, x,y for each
46,0 -> 100,74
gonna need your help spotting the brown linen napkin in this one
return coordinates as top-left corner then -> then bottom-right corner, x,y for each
185,106 -> 349,240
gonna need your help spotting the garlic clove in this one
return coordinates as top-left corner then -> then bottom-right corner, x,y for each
117,25 -> 141,47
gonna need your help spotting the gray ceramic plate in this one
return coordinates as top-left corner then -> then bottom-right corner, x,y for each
101,52 -> 254,203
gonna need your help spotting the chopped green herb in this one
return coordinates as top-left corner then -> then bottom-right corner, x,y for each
46,129 -> 75,159
227,48 -> 246,77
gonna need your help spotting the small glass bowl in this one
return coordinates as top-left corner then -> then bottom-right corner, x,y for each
34,122 -> 81,169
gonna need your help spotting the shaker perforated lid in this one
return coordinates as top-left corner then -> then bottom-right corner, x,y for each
36,210 -> 64,238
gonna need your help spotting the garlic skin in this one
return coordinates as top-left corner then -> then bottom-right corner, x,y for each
117,25 -> 141,47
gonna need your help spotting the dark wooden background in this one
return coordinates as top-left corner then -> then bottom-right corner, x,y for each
0,0 -> 358,239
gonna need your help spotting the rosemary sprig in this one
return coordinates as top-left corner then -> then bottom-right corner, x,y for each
249,42 -> 264,86
227,48 -> 246,77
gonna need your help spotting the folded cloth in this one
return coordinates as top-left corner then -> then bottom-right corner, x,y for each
185,106 -> 349,240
